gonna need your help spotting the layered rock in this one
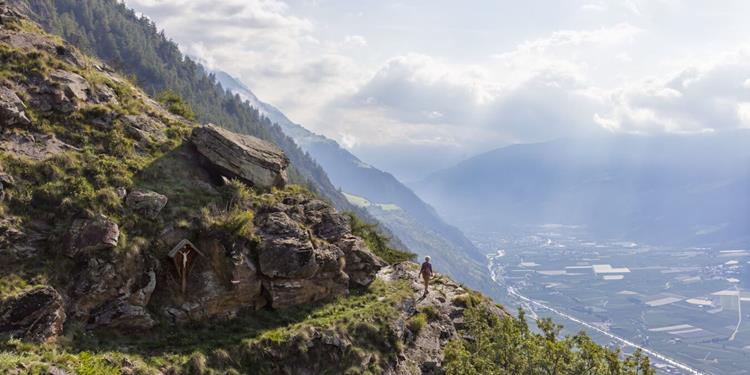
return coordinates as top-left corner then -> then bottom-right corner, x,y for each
125,189 -> 168,219
0,286 -> 66,343
30,70 -> 91,113
0,85 -> 30,127
191,124 -> 289,188
0,132 -> 77,161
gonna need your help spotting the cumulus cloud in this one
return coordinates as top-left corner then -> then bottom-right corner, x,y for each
598,51 -> 750,133
125,0 -> 359,125
326,53 -> 606,154
123,0 -> 750,179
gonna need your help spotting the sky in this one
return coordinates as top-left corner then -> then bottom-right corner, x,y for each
124,0 -> 750,181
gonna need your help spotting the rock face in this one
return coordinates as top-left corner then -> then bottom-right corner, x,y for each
122,114 -> 167,146
0,132 -> 77,161
254,194 -> 384,309
64,215 -> 119,257
68,247 -> 158,329
0,287 -> 66,343
0,85 -> 31,126
30,70 -> 91,113
125,189 -> 168,219
340,235 -> 386,287
160,238 -> 266,323
0,217 -> 47,263
191,124 -> 289,188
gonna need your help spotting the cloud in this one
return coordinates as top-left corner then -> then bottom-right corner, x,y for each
125,0 -> 357,125
597,51 -> 750,133
124,0 -> 750,179
326,54 -> 606,153
343,35 -> 368,47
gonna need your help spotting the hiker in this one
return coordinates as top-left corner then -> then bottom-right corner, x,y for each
420,256 -> 433,296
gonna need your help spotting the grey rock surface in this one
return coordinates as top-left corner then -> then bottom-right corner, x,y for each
0,286 -> 66,343
64,215 -> 119,258
126,189 -> 168,219
191,124 -> 289,188
0,85 -> 30,126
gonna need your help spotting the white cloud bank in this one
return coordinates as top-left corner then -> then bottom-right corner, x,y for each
124,0 -> 750,178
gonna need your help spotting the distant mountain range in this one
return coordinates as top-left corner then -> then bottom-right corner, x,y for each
213,71 -> 496,292
415,132 -> 750,246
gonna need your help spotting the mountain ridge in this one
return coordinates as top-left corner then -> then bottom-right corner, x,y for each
415,131 -> 750,246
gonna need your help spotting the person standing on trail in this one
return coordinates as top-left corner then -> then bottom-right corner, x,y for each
420,256 -> 433,296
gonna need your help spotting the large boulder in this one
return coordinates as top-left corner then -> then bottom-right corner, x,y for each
0,286 -> 66,343
125,189 -> 168,219
64,215 -> 119,257
191,124 -> 289,188
0,85 -> 31,127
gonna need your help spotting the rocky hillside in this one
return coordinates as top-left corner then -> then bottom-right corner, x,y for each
0,5 -> 481,373
213,71 -> 503,302
0,4 -> 654,375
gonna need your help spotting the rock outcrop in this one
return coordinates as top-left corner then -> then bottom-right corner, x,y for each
0,132 -> 77,161
125,189 -> 168,219
340,235 -> 386,287
0,85 -> 30,127
30,70 -> 91,113
191,124 -> 289,188
253,193 -> 385,309
0,217 -> 47,262
0,286 -> 66,343
122,114 -> 167,146
64,215 -> 119,257
68,247 -> 157,329
241,263 -> 508,375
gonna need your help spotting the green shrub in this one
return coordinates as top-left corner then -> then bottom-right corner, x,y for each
420,305 -> 440,321
157,90 -> 195,120
442,305 -> 655,375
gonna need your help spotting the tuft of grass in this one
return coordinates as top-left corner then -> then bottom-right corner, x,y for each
76,352 -> 119,375
407,313 -> 427,335
420,305 -> 440,321
156,90 -> 195,120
